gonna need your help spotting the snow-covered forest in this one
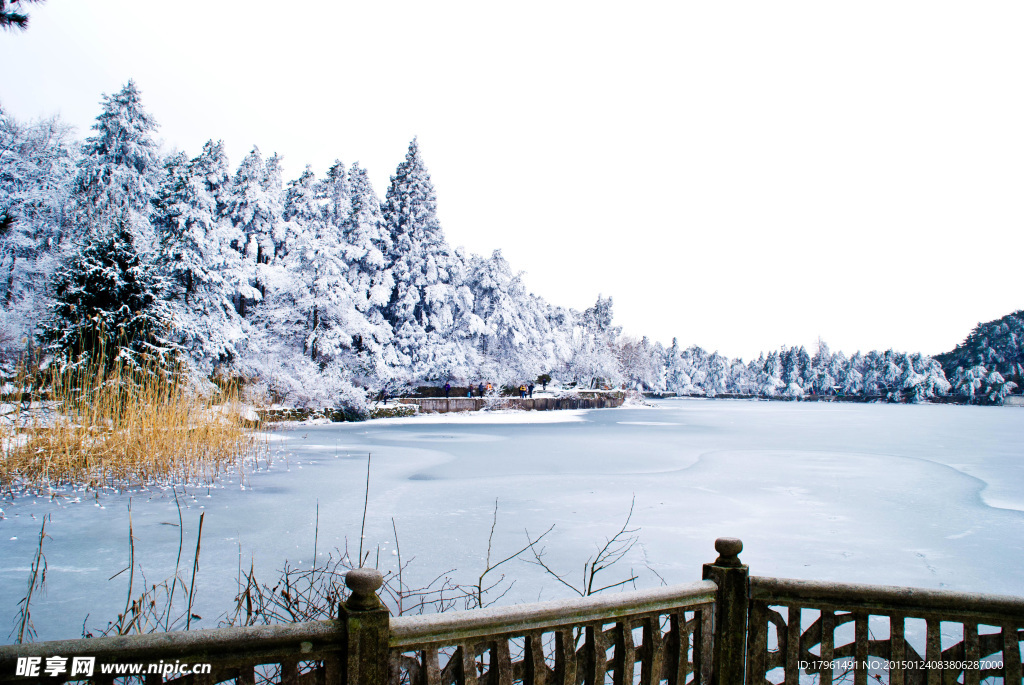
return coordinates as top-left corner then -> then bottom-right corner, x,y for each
1,82 -> 1018,412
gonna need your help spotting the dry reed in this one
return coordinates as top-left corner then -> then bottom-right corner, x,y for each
0,361 -> 264,493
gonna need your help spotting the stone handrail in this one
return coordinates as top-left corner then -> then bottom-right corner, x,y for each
390,580 -> 717,647
1,539 -> 1023,684
750,576 -> 1024,622
389,581 -> 717,685
747,575 -> 1024,685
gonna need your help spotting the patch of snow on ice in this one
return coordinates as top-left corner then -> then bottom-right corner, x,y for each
368,409 -> 588,425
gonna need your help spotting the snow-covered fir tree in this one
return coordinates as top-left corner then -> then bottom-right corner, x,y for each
467,249 -> 559,386
382,138 -> 481,380
74,80 -> 161,248
937,310 -> 1024,394
39,216 -> 176,374
152,141 -> 248,372
0,110 -> 77,348
223,146 -> 283,317
564,295 -> 621,388
340,161 -> 400,378
274,164 -> 371,367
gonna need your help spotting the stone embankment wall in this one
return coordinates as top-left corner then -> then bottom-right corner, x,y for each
398,396 -> 624,413
258,395 -> 624,422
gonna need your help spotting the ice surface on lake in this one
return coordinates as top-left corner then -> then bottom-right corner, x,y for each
1,399 -> 1022,641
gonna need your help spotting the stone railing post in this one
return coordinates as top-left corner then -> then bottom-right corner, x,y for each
339,568 -> 389,685
702,537 -> 749,685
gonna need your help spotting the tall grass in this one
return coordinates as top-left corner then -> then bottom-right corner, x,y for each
0,360 -> 264,493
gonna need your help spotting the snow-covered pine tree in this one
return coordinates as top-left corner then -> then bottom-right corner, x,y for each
917,355 -> 951,400
729,357 -> 754,394
468,249 -> 560,385
274,164 -> 369,366
152,140 -> 247,372
984,370 -> 1017,404
74,81 -> 162,248
333,162 -> 408,386
0,109 -> 77,347
223,146 -> 283,317
39,216 -> 175,374
952,365 -> 987,403
842,352 -> 865,395
342,163 -> 395,335
233,164 -> 373,411
880,350 -> 903,401
860,351 -> 884,396
797,346 -> 813,389
936,310 -> 1024,394
382,138 -> 478,380
663,338 -> 693,395
758,351 -> 785,396
780,346 -> 799,389
809,338 -> 835,395
703,351 -> 730,396
566,295 -> 622,388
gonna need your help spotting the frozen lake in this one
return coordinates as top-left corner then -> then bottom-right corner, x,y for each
2,398 -> 1023,642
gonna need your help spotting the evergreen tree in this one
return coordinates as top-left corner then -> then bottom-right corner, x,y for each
39,217 -> 175,374
759,351 -> 785,396
809,339 -> 835,394
273,164 -> 369,366
704,351 -> 730,396
381,138 -> 477,379
797,346 -> 812,388
152,140 -> 247,370
223,146 -> 283,316
842,352 -> 865,395
343,163 -> 394,327
663,338 -> 695,394
75,81 -> 162,246
469,249 -> 560,383
936,310 -> 1024,393
0,109 -> 76,342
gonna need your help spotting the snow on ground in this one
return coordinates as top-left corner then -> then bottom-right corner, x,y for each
1,399 -> 1022,642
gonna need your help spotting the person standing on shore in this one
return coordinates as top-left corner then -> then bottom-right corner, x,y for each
444,382 -> 451,398
528,382 -> 535,398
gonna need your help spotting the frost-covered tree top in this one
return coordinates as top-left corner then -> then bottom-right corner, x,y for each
76,81 -> 161,233
383,137 -> 443,254
346,163 -> 390,266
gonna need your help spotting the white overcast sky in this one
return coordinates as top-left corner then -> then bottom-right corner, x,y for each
3,1 -> 1022,360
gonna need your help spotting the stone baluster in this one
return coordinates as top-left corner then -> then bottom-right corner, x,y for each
702,537 -> 749,685
339,568 -> 389,685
